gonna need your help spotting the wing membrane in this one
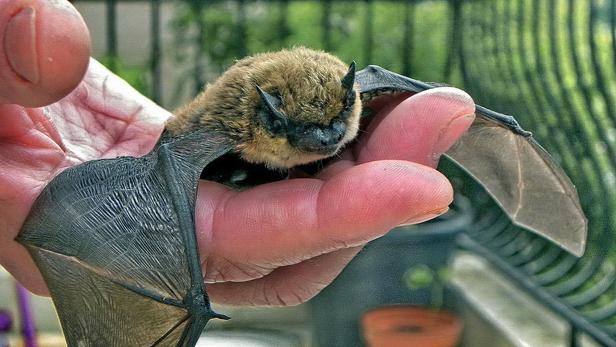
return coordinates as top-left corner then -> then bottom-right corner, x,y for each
357,65 -> 587,256
18,130 -> 233,346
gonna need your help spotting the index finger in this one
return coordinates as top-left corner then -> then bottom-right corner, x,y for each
196,159 -> 452,270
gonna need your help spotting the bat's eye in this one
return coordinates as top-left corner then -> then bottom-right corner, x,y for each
256,85 -> 288,136
270,118 -> 285,135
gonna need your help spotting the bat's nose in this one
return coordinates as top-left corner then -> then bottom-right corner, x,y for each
293,120 -> 346,153
315,120 -> 346,146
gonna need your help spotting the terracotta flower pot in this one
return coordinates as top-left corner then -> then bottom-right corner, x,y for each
361,305 -> 462,347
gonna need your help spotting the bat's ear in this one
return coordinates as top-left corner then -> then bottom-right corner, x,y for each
256,85 -> 283,115
342,61 -> 356,90
255,85 -> 288,136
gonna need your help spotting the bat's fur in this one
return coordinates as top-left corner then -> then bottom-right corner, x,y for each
167,47 -> 362,169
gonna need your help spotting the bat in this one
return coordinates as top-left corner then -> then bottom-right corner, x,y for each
16,48 -> 587,346
165,48 -> 362,187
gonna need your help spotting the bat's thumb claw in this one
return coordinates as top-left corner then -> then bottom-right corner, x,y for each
211,312 -> 231,321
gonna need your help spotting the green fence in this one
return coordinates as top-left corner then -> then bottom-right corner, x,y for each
456,1 -> 616,346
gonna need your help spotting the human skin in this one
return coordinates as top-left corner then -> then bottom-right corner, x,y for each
0,0 -> 475,305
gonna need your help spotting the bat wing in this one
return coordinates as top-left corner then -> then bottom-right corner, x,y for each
17,129 -> 233,346
357,65 -> 587,256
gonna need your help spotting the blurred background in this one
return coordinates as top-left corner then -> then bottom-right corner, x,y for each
2,0 -> 616,346
75,0 -> 456,109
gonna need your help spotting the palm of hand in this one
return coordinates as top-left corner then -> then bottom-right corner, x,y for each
0,60 -> 169,294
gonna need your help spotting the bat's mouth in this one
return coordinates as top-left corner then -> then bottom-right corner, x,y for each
299,144 -> 340,156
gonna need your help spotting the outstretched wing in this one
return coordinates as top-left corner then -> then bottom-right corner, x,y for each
17,130 -> 233,346
357,65 -> 587,256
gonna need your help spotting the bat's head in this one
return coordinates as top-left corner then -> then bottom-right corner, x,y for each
235,48 -> 362,169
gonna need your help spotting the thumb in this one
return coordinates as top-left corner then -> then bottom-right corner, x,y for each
0,0 -> 90,107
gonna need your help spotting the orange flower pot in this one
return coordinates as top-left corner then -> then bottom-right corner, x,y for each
361,305 -> 462,347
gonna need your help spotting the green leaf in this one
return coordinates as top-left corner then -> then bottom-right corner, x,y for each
403,264 -> 435,289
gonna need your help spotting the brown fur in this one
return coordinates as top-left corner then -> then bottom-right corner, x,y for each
167,47 -> 362,169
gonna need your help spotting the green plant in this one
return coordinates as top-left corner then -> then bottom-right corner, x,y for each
403,264 -> 452,311
168,1 -> 451,90
99,55 -> 151,98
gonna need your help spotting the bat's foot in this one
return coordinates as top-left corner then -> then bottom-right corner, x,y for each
185,289 -> 231,322
200,152 -> 288,189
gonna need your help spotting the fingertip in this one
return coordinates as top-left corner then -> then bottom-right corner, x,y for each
0,0 -> 91,107
319,160 -> 454,237
417,86 -> 475,108
358,86 -> 476,167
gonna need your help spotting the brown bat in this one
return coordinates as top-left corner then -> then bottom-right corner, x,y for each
166,47 -> 362,186
17,47 -> 586,346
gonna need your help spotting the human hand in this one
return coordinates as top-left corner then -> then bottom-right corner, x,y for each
0,0 -> 171,295
198,89 -> 475,305
0,0 -> 476,304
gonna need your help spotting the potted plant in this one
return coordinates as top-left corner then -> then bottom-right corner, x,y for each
360,265 -> 462,347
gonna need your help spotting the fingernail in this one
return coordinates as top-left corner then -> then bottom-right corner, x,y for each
5,7 -> 40,84
401,206 -> 450,225
432,114 -> 475,158
48,0 -> 79,14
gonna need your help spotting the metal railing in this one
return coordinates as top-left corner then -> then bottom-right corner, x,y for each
455,1 -> 616,346
73,0 -> 616,346
75,0 -> 448,107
